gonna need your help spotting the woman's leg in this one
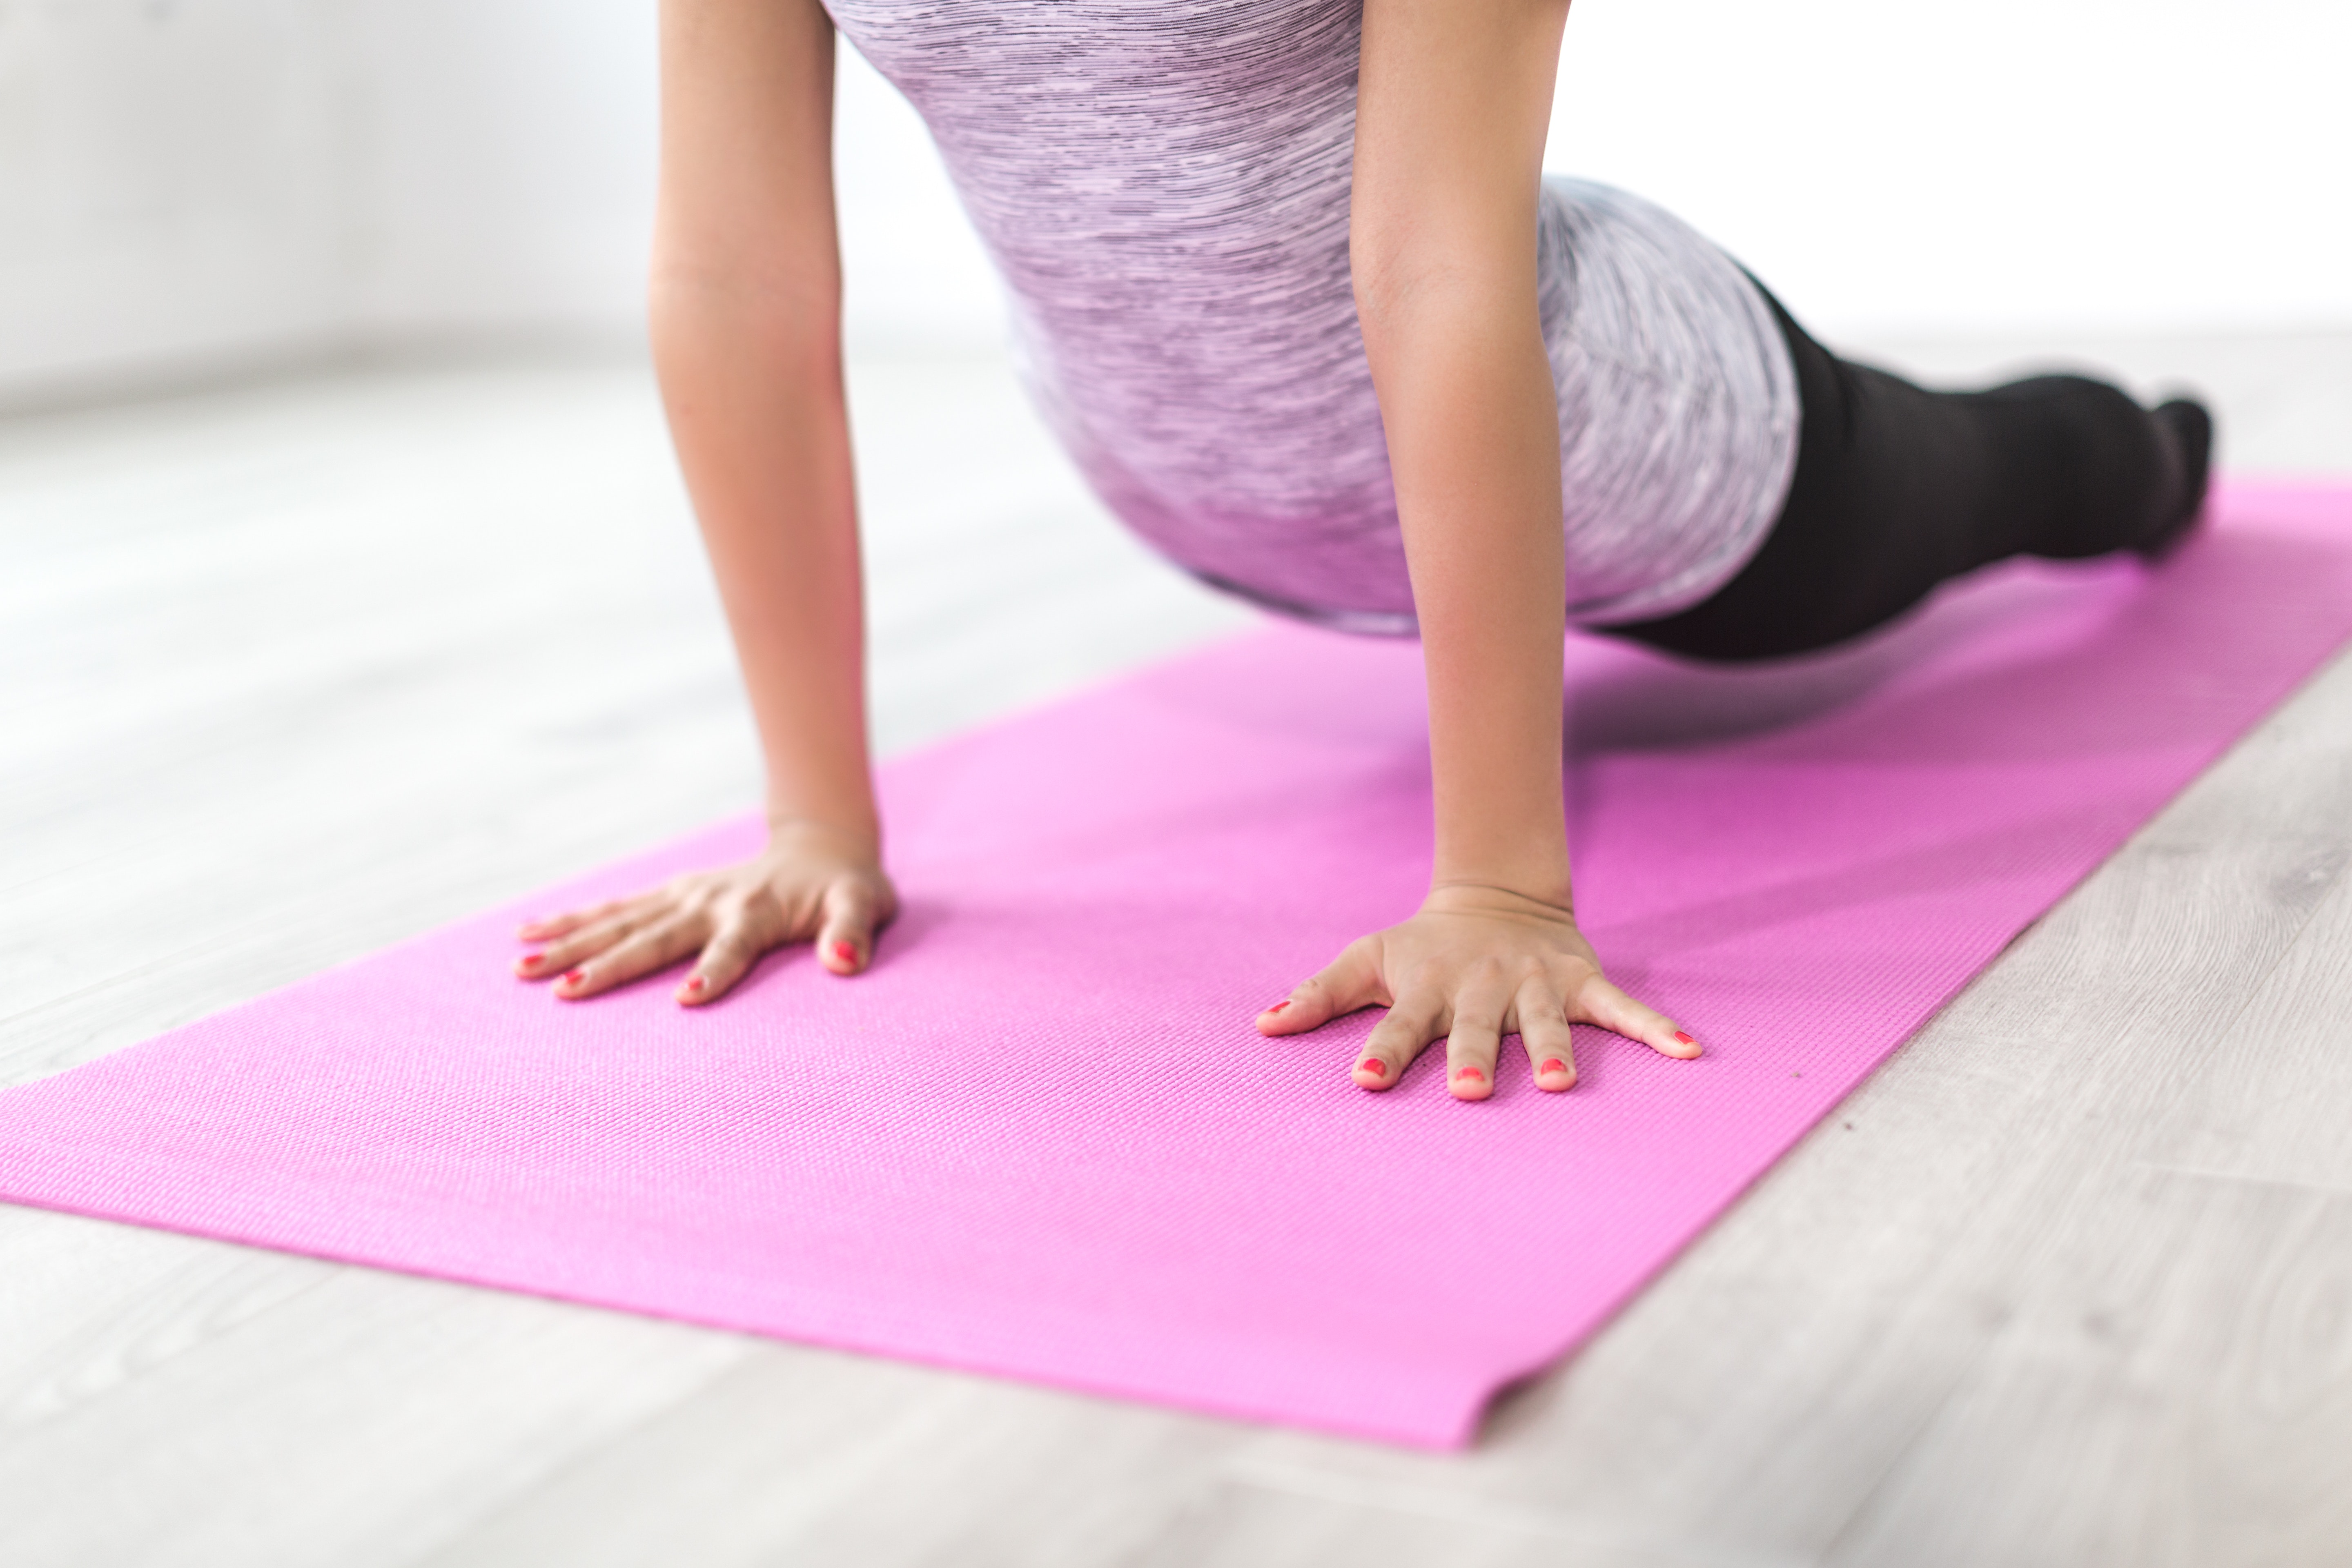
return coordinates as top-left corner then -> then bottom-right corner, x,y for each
1599,284 -> 2214,662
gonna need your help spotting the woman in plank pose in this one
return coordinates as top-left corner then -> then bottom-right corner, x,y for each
513,0 -> 2211,1099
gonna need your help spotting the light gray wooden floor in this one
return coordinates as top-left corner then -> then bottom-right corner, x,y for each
3,330 -> 2350,1566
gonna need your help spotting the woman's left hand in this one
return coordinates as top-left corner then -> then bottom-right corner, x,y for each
1255,883 -> 1700,1099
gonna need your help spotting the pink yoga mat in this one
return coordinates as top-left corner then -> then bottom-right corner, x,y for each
4,482 -> 2350,1446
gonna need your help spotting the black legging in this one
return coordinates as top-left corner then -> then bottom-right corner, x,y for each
1598,282 -> 2199,662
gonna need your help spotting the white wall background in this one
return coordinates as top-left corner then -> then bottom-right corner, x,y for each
2,0 -> 2346,401
0,0 -> 357,394
0,0 -> 663,400
1548,0 -> 2352,336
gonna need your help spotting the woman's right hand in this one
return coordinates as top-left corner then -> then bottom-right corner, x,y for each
512,821 -> 898,1004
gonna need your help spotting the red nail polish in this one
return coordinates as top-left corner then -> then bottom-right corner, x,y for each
1454,1066 -> 1486,1083
517,952 -> 543,970
563,969 -> 585,984
1673,1031 -> 1695,1045
832,941 -> 857,963
684,975 -> 705,992
1359,1059 -> 1387,1079
1266,1000 -> 1290,1013
1539,1058 -> 1568,1076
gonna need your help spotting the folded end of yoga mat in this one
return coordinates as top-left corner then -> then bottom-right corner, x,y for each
4,480 -> 2350,1447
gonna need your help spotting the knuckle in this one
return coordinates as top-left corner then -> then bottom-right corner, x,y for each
712,932 -> 763,967
723,899 -> 778,939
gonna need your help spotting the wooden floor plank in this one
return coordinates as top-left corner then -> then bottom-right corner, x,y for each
1121,1478 -> 1775,1568
406,1350 -> 1247,1568
0,1209 -> 753,1568
1823,1169 -> 2352,1568
2139,848 -> 2352,1196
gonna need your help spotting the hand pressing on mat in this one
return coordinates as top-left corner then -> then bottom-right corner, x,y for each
512,822 -> 897,1004
1236,11 -> 1704,1105
1256,885 -> 1699,1100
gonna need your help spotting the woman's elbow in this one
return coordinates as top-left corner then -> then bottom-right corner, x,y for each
649,258 -> 841,361
1351,240 -> 1528,359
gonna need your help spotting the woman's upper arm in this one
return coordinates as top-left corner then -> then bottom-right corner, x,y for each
654,0 -> 842,319
1350,0 -> 1570,335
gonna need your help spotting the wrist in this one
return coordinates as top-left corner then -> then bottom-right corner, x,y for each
764,810 -> 881,864
1430,837 -> 1572,912
1423,878 -> 1577,923
1428,868 -> 1573,913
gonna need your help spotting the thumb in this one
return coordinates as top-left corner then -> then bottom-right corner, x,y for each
1258,937 -> 1386,1035
815,877 -> 892,976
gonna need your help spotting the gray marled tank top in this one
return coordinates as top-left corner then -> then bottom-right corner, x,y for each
828,0 -> 1800,630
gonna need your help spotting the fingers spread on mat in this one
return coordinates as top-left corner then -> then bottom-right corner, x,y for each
516,895 -> 645,944
815,879 -> 891,976
1518,980 -> 1578,1091
1357,993 -> 1441,1091
1258,937 -> 1385,1036
678,918 -> 760,1004
516,907 -> 660,980
558,913 -> 707,1000
1443,979 -> 1510,1101
1574,974 -> 1699,1059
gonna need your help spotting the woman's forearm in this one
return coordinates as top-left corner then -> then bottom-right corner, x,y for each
1352,0 -> 1575,909
653,283 -> 877,852
652,0 -> 876,854
1365,301 -> 1571,907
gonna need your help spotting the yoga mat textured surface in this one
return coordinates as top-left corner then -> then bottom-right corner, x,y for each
4,482 -> 2350,1448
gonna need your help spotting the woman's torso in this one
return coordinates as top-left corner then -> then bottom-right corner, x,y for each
826,0 -> 1799,629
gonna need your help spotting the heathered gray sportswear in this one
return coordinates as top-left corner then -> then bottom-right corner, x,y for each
827,0 -> 1800,630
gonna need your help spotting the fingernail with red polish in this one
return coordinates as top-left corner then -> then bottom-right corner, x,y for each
1673,1031 -> 1696,1045
684,975 -> 705,993
832,941 -> 857,964
517,952 -> 543,971
1539,1058 -> 1568,1076
563,969 -> 585,985
1265,1000 -> 1290,1013
1454,1066 -> 1486,1083
1359,1058 -> 1387,1079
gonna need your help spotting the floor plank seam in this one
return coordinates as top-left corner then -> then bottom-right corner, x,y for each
2127,1160 -> 2352,1202
1804,1318 -> 2015,1567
